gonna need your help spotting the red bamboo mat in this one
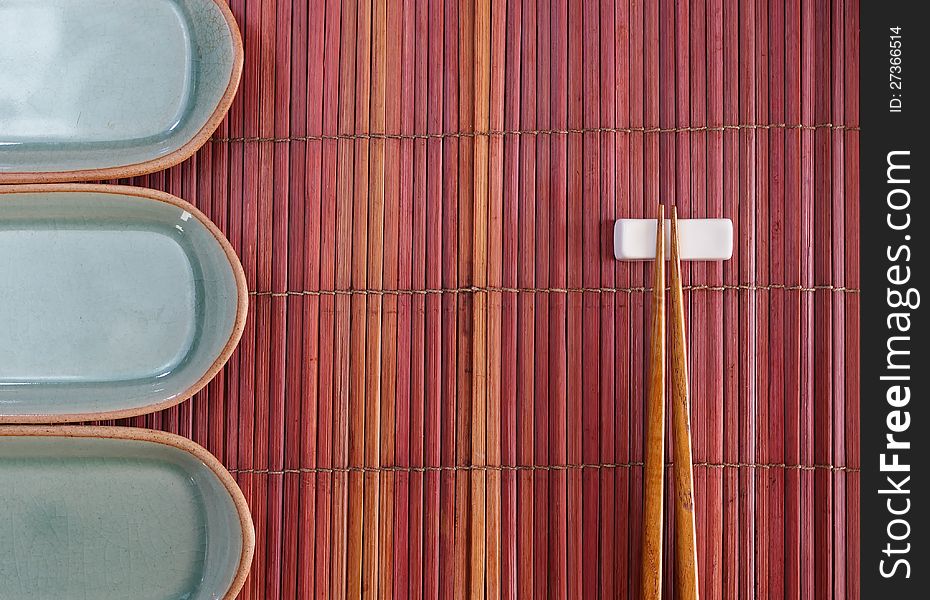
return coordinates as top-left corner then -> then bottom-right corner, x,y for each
101,0 -> 859,598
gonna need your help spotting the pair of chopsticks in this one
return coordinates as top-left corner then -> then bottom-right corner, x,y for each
641,205 -> 700,600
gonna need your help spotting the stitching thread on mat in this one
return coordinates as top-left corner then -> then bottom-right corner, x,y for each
227,462 -> 859,475
249,283 -> 860,298
210,122 -> 860,144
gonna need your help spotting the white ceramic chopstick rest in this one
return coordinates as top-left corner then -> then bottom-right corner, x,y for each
613,218 -> 733,261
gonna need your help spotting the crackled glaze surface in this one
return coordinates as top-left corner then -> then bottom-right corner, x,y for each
0,188 -> 244,421
0,229 -> 196,382
0,0 -> 191,144
0,434 -> 245,600
0,0 -> 240,179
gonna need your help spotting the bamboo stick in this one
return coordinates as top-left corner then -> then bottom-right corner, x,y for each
486,0 -> 506,597
337,0 -> 362,596
580,1 -> 600,596
813,2 -> 834,599
471,0 -> 490,595
784,1 -> 803,596
597,1 -> 616,595
686,3 -> 708,598
517,1 -> 537,597
439,2 -> 460,596
669,209 -> 699,600
830,2 -> 846,598
843,5 -> 861,599
614,1 -> 632,596
764,3 -> 788,600
757,35 -> 774,597
423,2 -> 444,597
501,1 -> 522,596
640,205 -> 665,600
289,0 -> 314,595
363,0 -> 387,595
548,1 -> 569,597
736,2 -> 756,596
378,0 -> 402,595
800,0 -> 815,595
265,1 -> 292,597
534,0 -> 553,594
316,0 -> 342,596
721,2 -> 743,598
392,0 -> 416,596
252,3 -> 279,596
565,1 -> 583,596
407,2 -> 429,596
456,1 -> 476,597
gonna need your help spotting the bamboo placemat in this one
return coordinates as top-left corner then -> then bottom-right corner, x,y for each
99,0 -> 860,598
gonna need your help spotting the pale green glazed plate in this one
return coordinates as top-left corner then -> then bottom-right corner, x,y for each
0,185 -> 247,422
0,427 -> 254,600
0,0 -> 243,182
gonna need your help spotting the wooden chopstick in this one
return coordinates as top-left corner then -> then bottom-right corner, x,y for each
641,204 -> 665,600
669,207 -> 700,600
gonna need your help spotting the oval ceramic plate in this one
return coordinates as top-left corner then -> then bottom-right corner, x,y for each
0,185 -> 247,422
0,0 -> 243,183
0,426 -> 253,600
